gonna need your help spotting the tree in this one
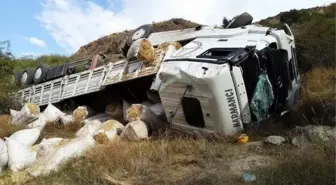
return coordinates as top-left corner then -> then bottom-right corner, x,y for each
222,17 -> 230,28
0,40 -> 13,60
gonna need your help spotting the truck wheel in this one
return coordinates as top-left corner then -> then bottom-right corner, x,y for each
14,71 -> 22,86
226,12 -> 253,29
20,68 -> 35,88
33,64 -> 50,85
121,24 -> 152,57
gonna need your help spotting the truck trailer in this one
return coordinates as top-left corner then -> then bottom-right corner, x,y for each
14,13 -> 301,136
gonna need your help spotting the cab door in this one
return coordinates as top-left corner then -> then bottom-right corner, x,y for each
284,23 -> 301,106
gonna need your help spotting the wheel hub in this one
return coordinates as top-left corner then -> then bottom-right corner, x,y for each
35,68 -> 42,79
132,28 -> 145,41
21,72 -> 28,83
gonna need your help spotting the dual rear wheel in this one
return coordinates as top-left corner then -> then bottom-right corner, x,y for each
16,64 -> 50,88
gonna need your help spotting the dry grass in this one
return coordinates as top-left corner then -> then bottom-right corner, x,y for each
252,142 -> 335,185
23,138 -> 247,185
0,115 -> 25,139
38,121 -> 82,141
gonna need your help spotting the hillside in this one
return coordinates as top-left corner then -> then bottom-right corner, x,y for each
73,18 -> 200,61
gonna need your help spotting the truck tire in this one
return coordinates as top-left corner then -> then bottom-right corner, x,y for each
226,12 -> 253,29
33,63 -> 50,85
20,68 -> 35,88
121,24 -> 152,57
14,71 -> 22,86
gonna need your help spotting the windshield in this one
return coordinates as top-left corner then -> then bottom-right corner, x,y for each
164,47 -> 245,64
196,48 -> 243,60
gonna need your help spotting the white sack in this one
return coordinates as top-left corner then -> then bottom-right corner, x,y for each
9,128 -> 41,146
0,139 -> 8,173
76,120 -> 102,138
37,138 -> 69,157
26,114 -> 46,129
27,135 -> 95,177
86,113 -> 112,123
60,115 -> 74,125
125,104 -> 168,136
93,120 -> 124,143
121,120 -> 148,141
42,104 -> 66,123
11,103 -> 40,125
10,109 -> 19,118
6,137 -> 36,172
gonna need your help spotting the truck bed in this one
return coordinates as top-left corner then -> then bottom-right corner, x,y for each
16,48 -> 167,106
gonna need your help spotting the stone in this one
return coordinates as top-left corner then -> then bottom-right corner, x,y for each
291,135 -> 309,148
265,136 -> 286,146
297,125 -> 336,144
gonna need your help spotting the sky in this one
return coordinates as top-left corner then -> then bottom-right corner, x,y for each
0,0 -> 333,58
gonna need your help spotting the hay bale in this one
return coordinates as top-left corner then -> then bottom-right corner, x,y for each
102,120 -> 125,131
121,120 -> 148,141
26,103 -> 40,116
138,39 -> 155,65
73,109 -> 87,123
11,103 -> 40,125
92,120 -> 123,144
127,39 -> 155,65
93,133 -> 109,145
125,104 -> 143,122
73,106 -> 94,123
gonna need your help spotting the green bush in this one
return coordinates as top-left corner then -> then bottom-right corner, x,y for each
0,60 -> 20,113
259,3 -> 335,72
295,16 -> 335,71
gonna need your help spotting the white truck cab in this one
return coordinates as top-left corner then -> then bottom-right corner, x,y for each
14,13 -> 301,137
154,25 -> 300,135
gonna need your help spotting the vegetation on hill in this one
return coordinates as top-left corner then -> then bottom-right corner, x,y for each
0,41 -> 69,113
259,3 -> 335,72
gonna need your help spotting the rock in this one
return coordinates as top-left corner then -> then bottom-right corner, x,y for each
291,135 -> 309,148
230,155 -> 274,176
265,136 -> 285,146
296,125 -> 336,144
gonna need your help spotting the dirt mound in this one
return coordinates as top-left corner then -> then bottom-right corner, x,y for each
74,18 -> 199,62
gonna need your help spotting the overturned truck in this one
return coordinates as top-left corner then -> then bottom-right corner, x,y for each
14,13 -> 301,136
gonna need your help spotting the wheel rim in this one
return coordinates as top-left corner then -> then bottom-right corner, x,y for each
21,72 -> 28,83
35,68 -> 42,79
132,28 -> 145,40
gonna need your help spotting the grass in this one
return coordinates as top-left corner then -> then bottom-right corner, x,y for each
0,115 -> 25,139
300,67 -> 335,103
22,138 -> 249,185
252,142 -> 335,185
